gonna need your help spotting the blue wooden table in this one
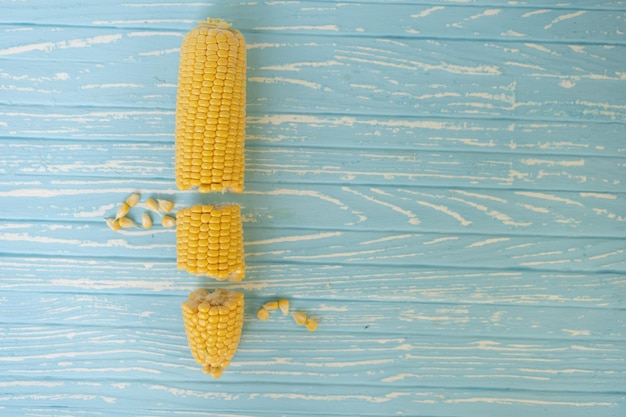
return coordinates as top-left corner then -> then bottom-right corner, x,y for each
1,1 -> 625,416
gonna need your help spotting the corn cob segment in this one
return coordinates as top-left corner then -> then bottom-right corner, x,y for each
182,288 -> 245,378
176,204 -> 245,281
175,18 -> 246,193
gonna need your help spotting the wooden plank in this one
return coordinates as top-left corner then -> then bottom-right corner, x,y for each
1,257 -> 623,310
1,178 -> 625,236
1,1 -> 624,43
0,220 -> 623,272
2,30 -> 625,121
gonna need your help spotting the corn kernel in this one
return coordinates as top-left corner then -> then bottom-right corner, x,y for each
145,198 -> 159,213
125,193 -> 141,207
162,215 -> 176,228
176,204 -> 245,281
278,299 -> 289,315
116,202 -> 130,219
142,212 -> 153,229
292,311 -> 307,326
305,318 -> 318,332
263,301 -> 279,311
118,216 -> 138,228
256,307 -> 270,321
105,218 -> 120,231
182,288 -> 244,378
175,18 -> 246,193
157,199 -> 175,213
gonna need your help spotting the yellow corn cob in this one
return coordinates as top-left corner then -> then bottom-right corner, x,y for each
176,204 -> 245,281
182,288 -> 245,378
175,18 -> 246,193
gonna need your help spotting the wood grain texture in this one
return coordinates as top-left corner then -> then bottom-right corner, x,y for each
0,1 -> 625,416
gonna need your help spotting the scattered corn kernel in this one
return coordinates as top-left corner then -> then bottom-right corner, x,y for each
105,218 -> 120,231
157,199 -> 175,213
256,307 -> 270,321
118,216 -> 138,229
292,311 -> 307,326
175,18 -> 246,194
182,288 -> 245,378
145,198 -> 159,213
176,204 -> 245,281
278,299 -> 290,315
142,212 -> 153,229
116,202 -> 130,219
304,318 -> 319,332
162,215 -> 176,228
263,301 -> 279,311
125,193 -> 141,207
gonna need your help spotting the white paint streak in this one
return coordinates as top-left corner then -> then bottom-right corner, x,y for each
245,232 -> 342,246
343,187 -> 420,225
81,83 -> 143,89
254,25 -> 339,32
521,158 -> 584,167
579,193 -> 617,200
361,234 -> 413,245
248,76 -> 323,90
516,192 -> 584,207
415,200 -> 471,226
422,236 -> 459,246
446,397 -> 614,407
544,11 -> 586,30
0,35 -> 122,56
562,329 -> 591,337
411,6 -> 445,18
467,238 -> 509,248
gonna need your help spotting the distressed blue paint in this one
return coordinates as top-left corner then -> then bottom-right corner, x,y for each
0,1 -> 625,417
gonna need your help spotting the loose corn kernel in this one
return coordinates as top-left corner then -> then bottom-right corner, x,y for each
118,216 -> 138,228
125,193 -> 141,207
305,318 -> 319,332
176,204 -> 245,281
116,202 -> 130,219
105,218 -> 120,231
182,288 -> 245,378
278,299 -> 290,315
162,215 -> 176,228
263,301 -> 279,311
142,212 -> 153,229
175,18 -> 246,194
292,311 -> 307,326
145,198 -> 159,213
157,199 -> 175,213
256,307 -> 270,321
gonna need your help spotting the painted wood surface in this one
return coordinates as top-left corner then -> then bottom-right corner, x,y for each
0,1 -> 625,416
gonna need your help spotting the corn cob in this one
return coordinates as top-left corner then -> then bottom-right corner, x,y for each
175,18 -> 246,193
182,288 -> 245,378
176,204 -> 245,281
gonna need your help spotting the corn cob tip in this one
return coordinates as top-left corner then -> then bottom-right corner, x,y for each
182,288 -> 245,377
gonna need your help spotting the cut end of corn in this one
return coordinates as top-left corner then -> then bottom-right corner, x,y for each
182,288 -> 245,378
176,204 -> 245,281
175,18 -> 246,194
